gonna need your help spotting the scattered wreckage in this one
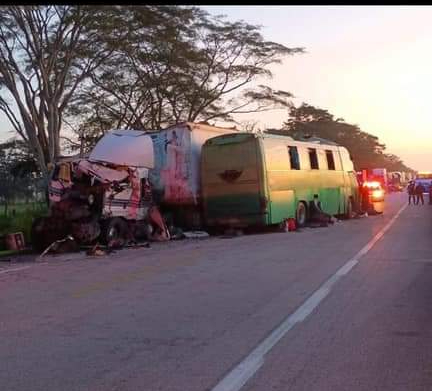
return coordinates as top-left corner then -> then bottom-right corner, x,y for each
31,130 -> 170,252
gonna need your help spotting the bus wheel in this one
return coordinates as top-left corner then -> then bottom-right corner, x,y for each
296,202 -> 307,228
345,198 -> 354,219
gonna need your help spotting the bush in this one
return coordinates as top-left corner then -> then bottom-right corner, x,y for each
0,202 -> 48,249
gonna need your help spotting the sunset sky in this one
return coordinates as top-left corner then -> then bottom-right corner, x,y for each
202,6 -> 432,171
0,6 -> 430,170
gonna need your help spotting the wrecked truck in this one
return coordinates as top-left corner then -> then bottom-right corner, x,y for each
31,130 -> 170,252
31,122 -> 236,251
146,122 -> 235,227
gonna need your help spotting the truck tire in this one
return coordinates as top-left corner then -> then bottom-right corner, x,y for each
296,202 -> 307,228
102,217 -> 129,245
70,218 -> 101,244
31,216 -> 71,252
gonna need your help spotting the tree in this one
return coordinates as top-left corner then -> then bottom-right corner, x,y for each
0,139 -> 42,213
0,6 -> 111,176
66,6 -> 302,143
0,6 -> 302,162
0,147 -> 14,214
239,119 -> 262,133
270,102 -> 413,172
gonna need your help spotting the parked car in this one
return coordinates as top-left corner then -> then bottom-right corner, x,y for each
414,172 -> 432,193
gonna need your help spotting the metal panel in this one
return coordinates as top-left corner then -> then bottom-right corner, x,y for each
90,129 -> 154,168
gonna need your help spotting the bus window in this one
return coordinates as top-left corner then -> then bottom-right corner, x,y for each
340,148 -> 354,171
326,150 -> 335,170
333,151 -> 343,171
288,146 -> 300,170
317,149 -> 328,170
298,147 -> 310,169
308,148 -> 319,169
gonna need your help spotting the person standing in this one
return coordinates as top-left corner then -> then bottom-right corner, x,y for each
309,194 -> 334,226
361,182 -> 370,213
429,183 -> 432,205
415,182 -> 425,205
407,181 -> 415,205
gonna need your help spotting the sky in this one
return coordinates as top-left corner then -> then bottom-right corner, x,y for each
0,6 -> 431,170
200,6 -> 432,171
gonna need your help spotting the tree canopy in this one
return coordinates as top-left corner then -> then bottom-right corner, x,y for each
0,139 -> 43,211
268,103 -> 413,172
0,6 -> 112,175
0,5 -> 412,176
65,6 -> 301,151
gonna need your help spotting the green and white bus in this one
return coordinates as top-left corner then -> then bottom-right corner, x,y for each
201,132 -> 360,229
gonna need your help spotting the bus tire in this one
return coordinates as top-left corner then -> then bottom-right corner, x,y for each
296,202 -> 307,228
345,198 -> 354,219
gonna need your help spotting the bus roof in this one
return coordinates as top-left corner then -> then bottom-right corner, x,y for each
205,131 -> 341,148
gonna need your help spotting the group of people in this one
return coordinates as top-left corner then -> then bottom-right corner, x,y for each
309,187 -> 369,227
308,179 -> 430,228
407,181 -> 431,205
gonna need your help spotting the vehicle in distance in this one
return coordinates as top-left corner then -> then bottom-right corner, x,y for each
388,171 -> 404,192
363,180 -> 385,215
415,172 -> 432,193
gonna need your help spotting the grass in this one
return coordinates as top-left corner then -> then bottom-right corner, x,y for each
0,202 -> 48,250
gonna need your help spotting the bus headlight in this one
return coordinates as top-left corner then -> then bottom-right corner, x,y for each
88,194 -> 95,205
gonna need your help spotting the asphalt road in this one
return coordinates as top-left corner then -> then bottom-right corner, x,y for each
1,192 -> 431,391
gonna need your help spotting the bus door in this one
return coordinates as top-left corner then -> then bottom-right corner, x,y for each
201,134 -> 267,227
337,148 -> 355,213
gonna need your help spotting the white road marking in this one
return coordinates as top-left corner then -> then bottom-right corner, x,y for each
0,266 -> 31,275
211,203 -> 408,391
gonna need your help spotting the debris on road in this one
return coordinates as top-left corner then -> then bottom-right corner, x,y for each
183,231 -> 210,239
221,228 -> 244,238
86,240 -> 151,257
168,226 -> 184,240
5,232 -> 26,251
279,218 -> 297,232
86,243 -> 107,257
146,206 -> 170,242
38,235 -> 78,260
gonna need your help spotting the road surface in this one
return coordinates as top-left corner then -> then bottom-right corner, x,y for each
1,192 -> 432,391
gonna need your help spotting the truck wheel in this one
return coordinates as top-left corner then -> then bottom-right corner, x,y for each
102,217 -> 129,245
31,216 -> 70,252
70,218 -> 101,245
296,202 -> 307,228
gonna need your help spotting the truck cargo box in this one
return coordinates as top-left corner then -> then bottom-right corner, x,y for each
147,122 -> 235,206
